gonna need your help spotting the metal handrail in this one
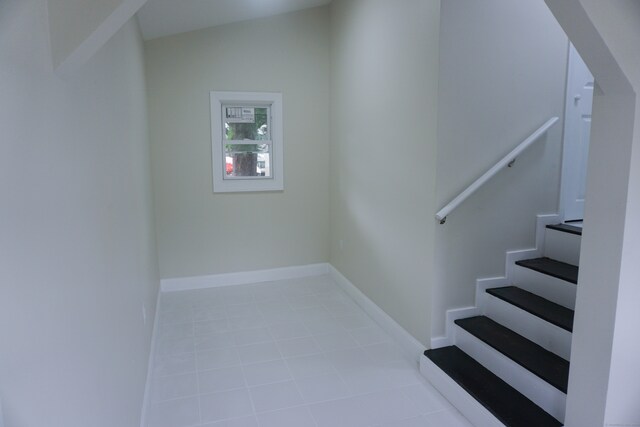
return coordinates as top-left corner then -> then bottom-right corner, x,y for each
436,117 -> 559,224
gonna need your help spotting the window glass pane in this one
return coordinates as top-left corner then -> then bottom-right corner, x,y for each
224,107 -> 269,141
224,144 -> 271,178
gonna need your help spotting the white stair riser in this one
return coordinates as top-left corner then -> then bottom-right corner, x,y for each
544,228 -> 581,265
419,355 -> 506,427
483,293 -> 572,360
511,265 -> 577,309
455,326 -> 567,423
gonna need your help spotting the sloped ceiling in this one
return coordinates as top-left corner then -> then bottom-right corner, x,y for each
137,0 -> 332,40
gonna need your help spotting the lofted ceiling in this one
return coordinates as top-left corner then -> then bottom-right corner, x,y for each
137,0 -> 332,40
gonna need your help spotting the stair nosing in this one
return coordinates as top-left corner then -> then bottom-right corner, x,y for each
546,223 -> 583,236
424,346 -> 563,427
515,257 -> 579,284
486,286 -> 574,332
455,315 -> 569,393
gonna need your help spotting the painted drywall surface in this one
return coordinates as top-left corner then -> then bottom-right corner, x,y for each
329,0 -> 440,345
544,1 -> 640,425
431,0 -> 568,337
47,0 -> 123,68
0,2 -> 159,426
145,7 -> 331,279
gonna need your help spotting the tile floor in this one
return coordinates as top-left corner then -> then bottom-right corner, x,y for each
145,275 -> 473,427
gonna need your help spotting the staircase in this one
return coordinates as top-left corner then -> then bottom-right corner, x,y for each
421,215 -> 582,427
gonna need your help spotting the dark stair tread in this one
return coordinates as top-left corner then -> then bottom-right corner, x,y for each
516,257 -> 578,284
487,286 -> 574,332
455,316 -> 569,393
546,223 -> 583,236
425,346 -> 562,427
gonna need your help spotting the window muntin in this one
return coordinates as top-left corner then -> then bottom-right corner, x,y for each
210,92 -> 283,193
223,105 -> 271,179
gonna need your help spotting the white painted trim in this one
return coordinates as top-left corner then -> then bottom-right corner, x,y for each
436,306 -> 481,349
140,288 -> 162,427
455,325 -> 567,422
436,118 -> 559,223
161,263 -> 330,292
484,293 -> 572,360
420,355 -> 506,427
544,227 -> 581,265
328,265 -> 426,364
475,276 -> 509,309
55,0 -> 147,76
430,336 -> 449,349
210,91 -> 284,193
511,265 -> 577,309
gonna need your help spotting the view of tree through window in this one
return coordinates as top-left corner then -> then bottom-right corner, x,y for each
224,107 -> 271,178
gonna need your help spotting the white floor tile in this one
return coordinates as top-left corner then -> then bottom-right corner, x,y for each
268,321 -> 311,341
309,395 -> 372,427
238,342 -> 282,365
145,276 -> 469,427
355,389 -> 422,425
201,415 -> 259,427
154,353 -> 196,377
192,306 -> 226,322
348,326 -> 391,346
233,327 -> 274,346
197,347 -> 241,371
200,389 -> 254,424
256,406 -> 316,427
363,342 -> 406,364
194,319 -> 230,336
276,337 -> 321,358
249,380 -> 304,413
285,353 -> 337,379
226,303 -> 260,318
160,310 -> 193,325
422,409 -> 474,426
159,322 -> 194,340
151,372 -> 198,403
242,359 -> 292,387
230,315 -> 267,331
147,396 -> 200,427
313,331 -> 359,352
400,383 -> 454,414
199,366 -> 246,394
295,373 -> 351,403
195,332 -> 236,352
157,336 -> 195,356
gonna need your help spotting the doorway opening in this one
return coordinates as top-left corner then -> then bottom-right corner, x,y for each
560,43 -> 594,222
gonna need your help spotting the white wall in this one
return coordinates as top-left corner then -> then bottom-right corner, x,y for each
0,1 -> 159,426
329,0 -> 440,345
145,7 -> 331,279
431,0 -> 568,337
545,1 -> 640,425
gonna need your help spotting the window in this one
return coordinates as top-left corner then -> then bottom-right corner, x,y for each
210,91 -> 283,192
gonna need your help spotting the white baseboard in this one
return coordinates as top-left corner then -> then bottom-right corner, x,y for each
140,288 -> 162,427
328,265 -> 426,364
161,263 -> 330,292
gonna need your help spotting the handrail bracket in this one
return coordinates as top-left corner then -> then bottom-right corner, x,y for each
435,117 -> 559,224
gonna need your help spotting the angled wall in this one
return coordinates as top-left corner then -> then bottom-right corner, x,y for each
0,1 -> 159,426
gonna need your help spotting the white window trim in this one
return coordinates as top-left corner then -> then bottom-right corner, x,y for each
210,91 -> 283,193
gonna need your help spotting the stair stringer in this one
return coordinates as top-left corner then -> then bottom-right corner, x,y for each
432,213 -> 561,349
424,214 -> 563,427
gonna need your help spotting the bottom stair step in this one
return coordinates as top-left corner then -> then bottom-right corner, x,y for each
424,346 -> 562,427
